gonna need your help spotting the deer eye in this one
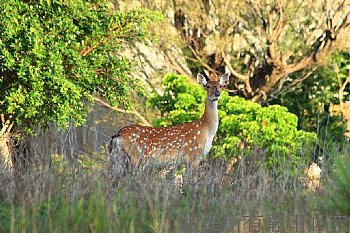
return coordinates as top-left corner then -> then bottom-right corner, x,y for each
205,85 -> 210,89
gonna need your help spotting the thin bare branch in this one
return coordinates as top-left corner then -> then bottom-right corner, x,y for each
265,0 -> 284,67
164,50 -> 193,78
267,67 -> 318,102
80,21 -> 126,57
222,52 -> 247,81
93,96 -> 152,126
0,119 -> 14,136
335,10 -> 350,32
272,0 -> 284,42
187,45 -> 216,74
0,114 -> 5,125
245,74 -> 253,96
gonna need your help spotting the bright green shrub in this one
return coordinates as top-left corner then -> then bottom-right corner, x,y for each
147,74 -> 206,126
148,73 -> 317,167
217,92 -> 316,167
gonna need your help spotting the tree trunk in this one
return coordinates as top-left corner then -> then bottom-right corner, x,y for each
0,118 -> 14,169
0,133 -> 13,169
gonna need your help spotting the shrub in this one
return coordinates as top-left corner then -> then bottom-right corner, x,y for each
147,74 -> 206,126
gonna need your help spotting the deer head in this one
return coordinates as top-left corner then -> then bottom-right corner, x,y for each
197,72 -> 230,101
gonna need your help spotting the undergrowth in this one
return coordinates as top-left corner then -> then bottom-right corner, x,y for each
0,138 -> 348,233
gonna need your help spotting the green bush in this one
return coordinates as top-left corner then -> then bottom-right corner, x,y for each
0,0 -> 162,134
148,73 -> 317,168
147,74 -> 206,126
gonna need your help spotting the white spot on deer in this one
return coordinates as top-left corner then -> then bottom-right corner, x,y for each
193,136 -> 196,140
197,131 -> 201,135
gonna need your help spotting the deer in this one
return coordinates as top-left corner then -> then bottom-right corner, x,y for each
108,72 -> 230,174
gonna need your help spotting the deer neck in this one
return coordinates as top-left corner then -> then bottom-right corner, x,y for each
201,98 -> 219,136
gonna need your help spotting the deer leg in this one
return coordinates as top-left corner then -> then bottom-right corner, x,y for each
108,135 -> 132,177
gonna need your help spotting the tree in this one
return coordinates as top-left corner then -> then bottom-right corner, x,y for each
0,0 -> 161,167
276,51 -> 350,141
142,0 -> 350,102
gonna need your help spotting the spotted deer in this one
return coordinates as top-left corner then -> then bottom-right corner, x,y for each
109,72 -> 230,171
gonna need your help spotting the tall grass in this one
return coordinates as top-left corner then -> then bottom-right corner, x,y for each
0,131 -> 348,232
322,144 -> 350,215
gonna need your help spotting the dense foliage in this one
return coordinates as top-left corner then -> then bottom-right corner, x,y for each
148,74 -> 316,167
278,51 -> 350,142
0,0 -> 161,133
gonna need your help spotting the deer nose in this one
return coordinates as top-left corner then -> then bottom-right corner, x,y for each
214,89 -> 220,97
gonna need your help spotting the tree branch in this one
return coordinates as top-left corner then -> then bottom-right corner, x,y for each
272,0 -> 284,42
335,10 -> 350,32
267,67 -> 318,102
0,114 -> 14,135
164,49 -> 193,78
222,52 -> 247,81
187,45 -> 216,74
80,21 -> 127,57
266,0 -> 284,67
339,74 -> 350,113
93,97 -> 152,126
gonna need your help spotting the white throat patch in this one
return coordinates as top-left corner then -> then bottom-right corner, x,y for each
203,101 -> 219,155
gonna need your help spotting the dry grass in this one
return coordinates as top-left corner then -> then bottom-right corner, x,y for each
0,127 -> 348,233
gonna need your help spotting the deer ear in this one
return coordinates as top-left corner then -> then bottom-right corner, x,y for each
197,73 -> 208,86
220,72 -> 230,86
